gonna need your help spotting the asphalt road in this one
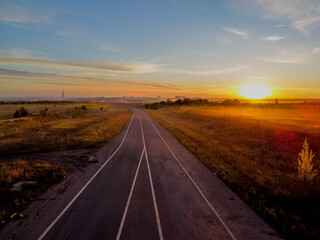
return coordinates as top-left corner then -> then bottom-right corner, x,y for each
1,109 -> 283,240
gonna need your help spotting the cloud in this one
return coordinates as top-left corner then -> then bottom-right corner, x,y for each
262,54 -> 307,64
222,27 -> 249,39
173,65 -> 249,76
0,68 -> 181,90
0,2 -> 53,23
259,35 -> 286,41
0,57 -> 161,74
60,39 -> 123,53
0,48 -> 47,58
229,0 -> 320,33
276,24 -> 284,27
313,47 -> 320,54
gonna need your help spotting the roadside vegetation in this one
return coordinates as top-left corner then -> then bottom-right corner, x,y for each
0,102 -> 132,154
0,160 -> 65,224
0,101 -> 132,226
146,101 -> 320,240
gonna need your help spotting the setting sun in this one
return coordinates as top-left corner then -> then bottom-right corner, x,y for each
239,84 -> 272,99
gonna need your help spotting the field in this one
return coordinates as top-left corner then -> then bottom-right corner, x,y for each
147,104 -> 320,240
0,102 -> 132,225
0,102 -> 132,154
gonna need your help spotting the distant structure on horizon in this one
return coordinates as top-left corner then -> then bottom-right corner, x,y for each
175,96 -> 186,99
62,90 -> 64,99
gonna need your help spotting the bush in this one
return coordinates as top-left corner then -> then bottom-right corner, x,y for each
81,105 -> 87,111
13,110 -> 20,118
13,107 -> 29,118
19,107 -> 28,117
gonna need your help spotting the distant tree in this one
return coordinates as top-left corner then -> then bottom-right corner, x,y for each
45,107 -> 48,111
13,110 -> 20,118
275,98 -> 279,104
176,99 -> 182,105
81,105 -> 87,111
298,138 -> 318,182
19,107 -> 28,117
100,107 -> 104,110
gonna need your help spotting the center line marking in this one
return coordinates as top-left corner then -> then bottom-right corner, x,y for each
37,110 -> 136,240
116,148 -> 145,240
140,114 -> 164,240
143,111 -> 237,240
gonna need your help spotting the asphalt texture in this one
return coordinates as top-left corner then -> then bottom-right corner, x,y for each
0,109 -> 284,240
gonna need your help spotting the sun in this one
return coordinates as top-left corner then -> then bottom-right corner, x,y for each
239,84 -> 272,99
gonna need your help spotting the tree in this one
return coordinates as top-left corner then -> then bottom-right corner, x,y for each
297,138 -> 318,182
19,107 -> 28,117
13,110 -> 20,118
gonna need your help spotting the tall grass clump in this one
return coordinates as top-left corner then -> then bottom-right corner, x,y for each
298,138 -> 318,182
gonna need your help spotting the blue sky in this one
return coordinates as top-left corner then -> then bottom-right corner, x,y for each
0,0 -> 320,98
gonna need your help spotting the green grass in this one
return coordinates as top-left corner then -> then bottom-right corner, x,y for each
0,103 -> 132,154
0,160 -> 65,224
147,105 -> 320,240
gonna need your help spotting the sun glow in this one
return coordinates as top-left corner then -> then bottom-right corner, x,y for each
239,84 -> 272,99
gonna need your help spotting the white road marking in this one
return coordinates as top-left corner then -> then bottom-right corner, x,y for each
144,111 -> 237,240
116,148 -> 145,240
37,111 -> 136,240
140,114 -> 164,240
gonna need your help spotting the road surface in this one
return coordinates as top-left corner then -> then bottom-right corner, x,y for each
0,109 -> 283,240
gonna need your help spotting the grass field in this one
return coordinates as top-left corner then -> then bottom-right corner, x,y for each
0,102 -> 132,225
147,104 -> 320,240
0,102 -> 132,154
0,160 -> 65,224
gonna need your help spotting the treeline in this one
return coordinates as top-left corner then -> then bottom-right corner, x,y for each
0,100 -> 74,105
144,98 -> 209,110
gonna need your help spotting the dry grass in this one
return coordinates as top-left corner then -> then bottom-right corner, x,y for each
0,103 -> 132,154
147,104 -> 320,240
0,160 -> 65,223
0,102 -> 132,226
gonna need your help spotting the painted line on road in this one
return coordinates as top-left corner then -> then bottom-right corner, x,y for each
116,148 -> 145,240
37,110 -> 136,240
144,111 -> 237,240
140,114 -> 164,240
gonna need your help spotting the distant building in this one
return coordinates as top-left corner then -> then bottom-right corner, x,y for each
175,96 -> 186,99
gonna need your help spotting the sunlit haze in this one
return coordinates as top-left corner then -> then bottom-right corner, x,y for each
1,0 -> 320,99
239,84 -> 272,99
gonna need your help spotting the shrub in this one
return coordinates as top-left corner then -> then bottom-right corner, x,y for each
100,107 -> 104,110
13,107 -> 29,118
81,105 -> 87,111
297,138 -> 318,182
19,107 -> 28,117
13,110 -> 20,118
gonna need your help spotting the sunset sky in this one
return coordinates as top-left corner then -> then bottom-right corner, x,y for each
1,0 -> 320,98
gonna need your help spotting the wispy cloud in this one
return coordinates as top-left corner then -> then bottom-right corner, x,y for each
0,57 -> 161,74
230,0 -> 320,33
313,47 -> 320,54
276,24 -> 284,27
259,35 -> 286,41
0,68 -> 181,90
0,2 -> 53,23
262,53 -> 307,64
0,48 -> 47,58
222,27 -> 249,39
173,65 -> 249,76
60,39 -> 123,53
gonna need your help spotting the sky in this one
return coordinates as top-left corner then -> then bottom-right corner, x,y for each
0,0 -> 320,98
